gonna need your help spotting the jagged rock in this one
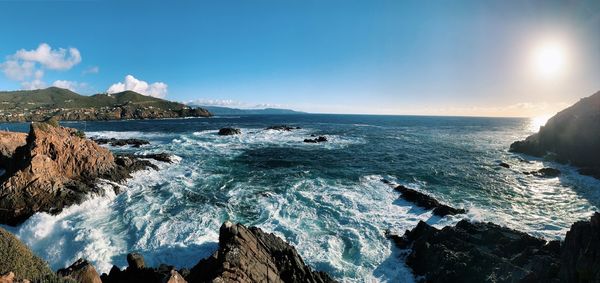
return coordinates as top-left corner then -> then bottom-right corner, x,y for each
393,220 -> 561,282
163,270 -> 186,283
0,132 -> 26,174
126,253 -> 145,270
92,138 -> 150,147
499,162 -> 510,168
57,258 -> 102,283
560,212 -> 600,282
0,227 -> 55,281
304,136 -> 328,143
389,183 -> 465,217
0,122 -> 156,225
186,221 -> 336,283
524,167 -> 561,178
218,128 -> 241,136
266,125 -> 301,131
510,91 -> 600,176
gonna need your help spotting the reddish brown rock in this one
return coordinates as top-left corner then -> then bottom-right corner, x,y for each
57,259 -> 102,283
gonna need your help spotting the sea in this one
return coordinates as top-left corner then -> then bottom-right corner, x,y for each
2,114 -> 599,282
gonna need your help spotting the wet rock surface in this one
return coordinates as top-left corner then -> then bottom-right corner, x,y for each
92,138 -> 150,147
266,125 -> 301,131
393,220 -> 561,283
57,259 -> 102,283
523,167 -> 561,178
304,136 -> 328,143
218,128 -> 241,136
381,180 -> 465,217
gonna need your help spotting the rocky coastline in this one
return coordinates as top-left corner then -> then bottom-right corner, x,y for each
510,91 -> 600,179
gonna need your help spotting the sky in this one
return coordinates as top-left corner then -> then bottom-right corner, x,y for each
0,0 -> 599,117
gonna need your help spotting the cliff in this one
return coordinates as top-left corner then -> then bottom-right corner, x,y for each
0,120 -> 155,225
510,90 -> 600,170
0,87 -> 212,122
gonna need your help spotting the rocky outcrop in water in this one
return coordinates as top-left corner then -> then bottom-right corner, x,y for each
92,138 -> 150,147
94,221 -> 336,283
392,220 -> 561,282
266,125 -> 301,131
393,212 -> 600,283
381,180 -> 465,217
510,91 -> 600,177
0,121 -> 160,225
218,128 -> 241,136
304,136 -> 327,143
523,167 -> 561,178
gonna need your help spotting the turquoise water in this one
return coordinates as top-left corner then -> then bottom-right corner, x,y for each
2,114 -> 600,282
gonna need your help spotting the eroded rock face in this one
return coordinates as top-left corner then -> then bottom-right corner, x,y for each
0,132 -> 26,173
0,122 -> 159,225
393,220 -> 561,283
560,212 -> 600,282
510,90 -> 600,171
187,221 -> 336,283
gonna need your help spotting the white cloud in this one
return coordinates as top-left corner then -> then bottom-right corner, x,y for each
14,43 -> 81,70
52,80 -> 88,92
83,66 -> 99,75
0,43 -> 83,90
106,75 -> 168,98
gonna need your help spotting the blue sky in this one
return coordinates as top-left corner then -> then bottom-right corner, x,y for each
1,0 -> 599,116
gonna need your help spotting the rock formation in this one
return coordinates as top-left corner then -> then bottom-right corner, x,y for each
523,167 -> 561,178
266,125 -> 301,131
91,138 -> 150,147
303,136 -> 327,143
381,180 -> 465,217
393,212 -> 600,283
218,128 -> 241,136
510,90 -> 600,176
0,120 -> 161,225
391,220 -> 561,282
57,259 -> 102,283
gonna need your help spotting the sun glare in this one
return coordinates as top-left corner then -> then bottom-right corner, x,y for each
531,41 -> 568,80
529,114 -> 551,132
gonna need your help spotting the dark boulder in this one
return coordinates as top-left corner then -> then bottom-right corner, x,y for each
266,125 -> 301,131
499,162 -> 510,168
92,138 -> 150,147
393,220 -> 561,283
393,185 -> 465,217
126,253 -> 145,270
304,136 -> 328,143
218,128 -> 241,136
524,167 -> 561,178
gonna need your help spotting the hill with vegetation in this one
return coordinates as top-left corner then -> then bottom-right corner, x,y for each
193,105 -> 305,115
0,87 -> 211,122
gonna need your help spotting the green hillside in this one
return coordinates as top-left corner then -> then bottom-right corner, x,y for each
0,87 -> 187,111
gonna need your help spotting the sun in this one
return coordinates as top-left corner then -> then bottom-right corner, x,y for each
531,41 -> 568,80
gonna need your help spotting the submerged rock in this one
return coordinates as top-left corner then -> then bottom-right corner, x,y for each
0,121 -> 156,225
92,138 -> 150,147
393,220 -> 561,282
386,182 -> 465,217
499,162 -> 510,168
524,167 -> 561,178
218,128 -> 241,136
187,221 -> 336,283
304,136 -> 328,143
266,125 -> 301,131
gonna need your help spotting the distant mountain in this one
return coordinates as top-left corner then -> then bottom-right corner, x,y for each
194,105 -> 305,115
0,87 -> 211,122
